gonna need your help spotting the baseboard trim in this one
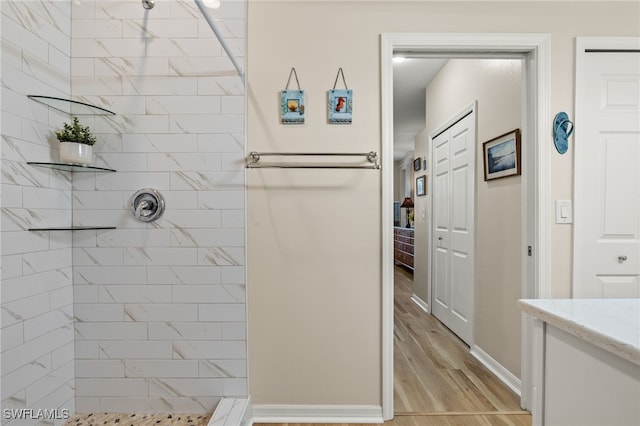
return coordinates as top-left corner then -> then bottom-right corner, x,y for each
251,404 -> 383,424
470,345 -> 521,396
410,293 -> 430,314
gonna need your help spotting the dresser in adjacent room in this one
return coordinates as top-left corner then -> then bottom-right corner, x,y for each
394,227 -> 414,270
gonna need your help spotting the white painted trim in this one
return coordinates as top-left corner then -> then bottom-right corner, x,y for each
411,293 -> 430,314
381,32 -> 551,420
251,405 -> 383,424
471,345 -> 522,397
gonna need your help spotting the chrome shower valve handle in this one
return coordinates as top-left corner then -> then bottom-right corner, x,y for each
130,189 -> 165,223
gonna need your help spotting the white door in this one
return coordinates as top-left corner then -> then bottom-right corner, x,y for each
573,40 -> 640,298
432,108 -> 476,345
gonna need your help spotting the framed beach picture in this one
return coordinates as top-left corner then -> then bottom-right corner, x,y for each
416,175 -> 426,196
483,129 -> 521,181
280,90 -> 305,125
328,89 -> 353,124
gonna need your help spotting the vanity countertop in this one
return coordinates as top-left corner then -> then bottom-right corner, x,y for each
518,298 -> 640,366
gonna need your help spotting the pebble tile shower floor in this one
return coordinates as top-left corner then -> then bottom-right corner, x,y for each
64,413 -> 209,426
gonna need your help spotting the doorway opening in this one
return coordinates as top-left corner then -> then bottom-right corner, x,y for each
381,33 -> 552,421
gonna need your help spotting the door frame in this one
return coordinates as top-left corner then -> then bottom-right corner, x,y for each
573,36 -> 640,297
381,33 -> 551,420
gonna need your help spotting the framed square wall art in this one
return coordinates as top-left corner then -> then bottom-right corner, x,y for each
281,90 -> 305,125
483,129 -> 521,181
413,157 -> 421,171
328,89 -> 353,124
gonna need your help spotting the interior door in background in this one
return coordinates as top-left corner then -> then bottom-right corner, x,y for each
431,108 -> 476,345
573,41 -> 640,298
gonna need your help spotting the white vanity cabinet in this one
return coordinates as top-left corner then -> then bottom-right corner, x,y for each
519,299 -> 640,426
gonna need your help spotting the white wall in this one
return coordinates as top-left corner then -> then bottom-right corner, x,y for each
69,0 -> 246,413
247,0 -> 640,407
1,1 -> 75,424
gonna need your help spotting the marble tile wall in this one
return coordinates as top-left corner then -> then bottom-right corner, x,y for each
69,0 -> 246,413
1,1 -> 75,425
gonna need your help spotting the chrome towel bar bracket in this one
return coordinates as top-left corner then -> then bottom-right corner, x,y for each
246,151 -> 380,169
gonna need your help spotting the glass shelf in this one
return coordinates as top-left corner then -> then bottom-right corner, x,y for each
27,95 -> 116,116
28,226 -> 117,232
27,162 -> 116,173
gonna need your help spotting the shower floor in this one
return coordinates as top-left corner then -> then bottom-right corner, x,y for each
64,413 -> 210,426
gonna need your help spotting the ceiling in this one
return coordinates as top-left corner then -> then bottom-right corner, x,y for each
392,58 -> 448,160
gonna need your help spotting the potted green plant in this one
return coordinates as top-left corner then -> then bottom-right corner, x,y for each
55,116 -> 96,165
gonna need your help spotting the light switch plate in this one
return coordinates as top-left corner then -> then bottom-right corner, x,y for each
555,200 -> 572,224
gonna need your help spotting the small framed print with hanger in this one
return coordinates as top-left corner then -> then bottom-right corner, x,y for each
281,68 -> 305,125
328,68 -> 352,124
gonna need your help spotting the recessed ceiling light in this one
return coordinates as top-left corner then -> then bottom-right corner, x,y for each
393,56 -> 407,64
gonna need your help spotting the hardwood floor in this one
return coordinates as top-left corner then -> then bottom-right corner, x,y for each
255,266 -> 531,426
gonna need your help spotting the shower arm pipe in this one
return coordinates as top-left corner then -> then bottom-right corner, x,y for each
193,0 -> 245,81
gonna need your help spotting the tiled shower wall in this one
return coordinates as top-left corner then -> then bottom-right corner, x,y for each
1,1 -> 75,424
69,0 -> 246,413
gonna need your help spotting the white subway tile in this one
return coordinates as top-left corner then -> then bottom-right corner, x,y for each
49,285 -> 74,310
97,229 -> 171,248
72,284 -> 99,303
198,191 -> 245,210
172,341 -> 245,360
197,133 -> 244,153
71,76 -> 122,96
72,191 -> 125,210
146,153 -> 221,172
2,354 -> 51,401
51,342 -> 74,372
1,254 -> 23,280
198,304 -> 245,322
75,360 -> 125,378
75,397 -> 100,413
72,248 -> 124,266
198,360 -> 246,378
148,322 -> 222,341
1,14 -> 49,61
145,95 -> 221,115
72,229 -> 99,249
2,268 -> 71,304
170,115 -> 244,134
223,379 -> 247,397
71,57 -> 94,78
2,327 -> 72,374
198,247 -> 244,266
123,76 -> 197,96
124,304 -> 197,322
23,306 -> 73,342
74,341 -> 99,359
25,361 -> 75,406
93,152 -> 147,172
74,303 -> 124,322
124,360 -> 199,378
172,285 -> 243,304
1,293 -> 50,329
221,96 -> 244,114
147,266 -> 221,285
73,266 -> 147,285
1,322 -> 24,352
221,210 -> 244,228
170,171 -> 244,191
122,134 -> 198,153
124,247 -> 198,266
155,210 -> 222,229
148,378 -> 223,397
95,172 -> 171,191
1,184 -> 23,208
98,341 -> 173,359
197,76 -> 244,96
74,322 -> 147,341
99,285 -> 171,303
95,1 -> 171,19
72,19 -> 123,39
222,322 -> 246,341
22,248 -> 72,275
170,228 -> 243,247
75,378 -> 148,397
169,57 -> 238,77
122,19 -> 198,39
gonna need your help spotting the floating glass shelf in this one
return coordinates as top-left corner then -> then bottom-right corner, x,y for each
28,226 -> 117,232
27,95 -> 116,116
27,162 -> 116,173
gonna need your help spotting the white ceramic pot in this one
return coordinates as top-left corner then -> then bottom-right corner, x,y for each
59,141 -> 92,165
